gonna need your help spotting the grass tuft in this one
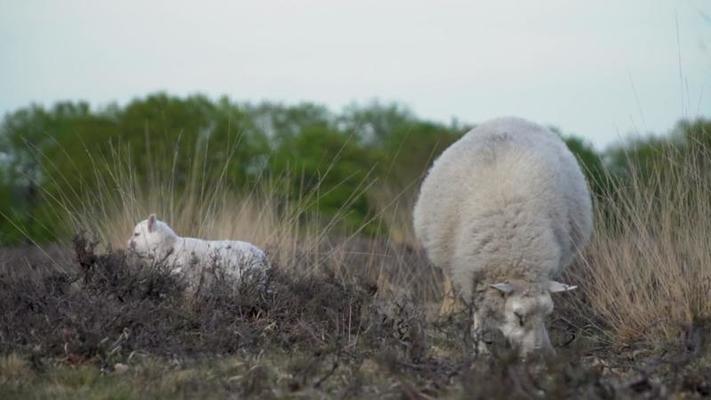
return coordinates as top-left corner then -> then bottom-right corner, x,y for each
575,145 -> 711,345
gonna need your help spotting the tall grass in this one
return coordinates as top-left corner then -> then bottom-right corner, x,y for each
27,131 -> 711,345
53,142 -> 358,271
578,144 -> 711,344
28,136 -> 445,306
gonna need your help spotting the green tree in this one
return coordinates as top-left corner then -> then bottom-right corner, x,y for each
561,135 -> 609,197
269,124 -> 376,230
341,102 -> 461,188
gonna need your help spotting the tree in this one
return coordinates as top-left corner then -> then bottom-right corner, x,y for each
269,124 -> 376,230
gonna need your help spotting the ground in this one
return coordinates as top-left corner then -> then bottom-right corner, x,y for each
0,238 -> 709,399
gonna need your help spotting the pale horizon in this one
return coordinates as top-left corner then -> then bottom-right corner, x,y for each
1,0 -> 710,150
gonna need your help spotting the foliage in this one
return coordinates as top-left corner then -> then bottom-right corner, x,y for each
0,93 -> 709,245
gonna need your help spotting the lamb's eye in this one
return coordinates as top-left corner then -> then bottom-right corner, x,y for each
514,312 -> 525,326
134,232 -> 140,237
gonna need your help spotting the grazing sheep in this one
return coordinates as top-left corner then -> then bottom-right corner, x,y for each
413,117 -> 593,359
127,214 -> 270,289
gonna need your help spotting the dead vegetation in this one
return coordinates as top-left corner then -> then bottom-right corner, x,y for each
2,139 -> 711,398
575,147 -> 711,345
1,234 -> 710,399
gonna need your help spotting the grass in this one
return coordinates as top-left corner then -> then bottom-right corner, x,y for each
0,351 -> 442,399
2,139 -> 711,398
576,145 -> 711,345
30,137 -> 447,306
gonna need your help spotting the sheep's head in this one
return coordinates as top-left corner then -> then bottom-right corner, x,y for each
127,214 -> 178,259
489,279 -> 576,360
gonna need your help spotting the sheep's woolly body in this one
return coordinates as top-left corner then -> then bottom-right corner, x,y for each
413,117 -> 592,302
168,237 -> 268,274
165,235 -> 270,292
128,218 -> 270,288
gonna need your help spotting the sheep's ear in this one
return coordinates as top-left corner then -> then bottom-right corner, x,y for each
490,282 -> 513,294
148,214 -> 157,233
548,281 -> 577,293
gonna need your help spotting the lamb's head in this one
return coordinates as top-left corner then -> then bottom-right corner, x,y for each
127,214 -> 178,259
488,279 -> 576,360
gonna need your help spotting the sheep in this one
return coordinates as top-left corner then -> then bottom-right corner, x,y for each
127,214 -> 270,290
413,117 -> 593,359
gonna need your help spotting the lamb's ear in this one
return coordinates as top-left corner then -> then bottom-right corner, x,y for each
548,281 -> 577,293
147,214 -> 157,233
490,282 -> 513,294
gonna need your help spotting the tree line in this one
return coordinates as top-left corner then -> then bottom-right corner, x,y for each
0,93 -> 708,245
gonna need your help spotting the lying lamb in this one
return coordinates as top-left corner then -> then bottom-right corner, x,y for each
413,117 -> 593,359
127,214 -> 270,290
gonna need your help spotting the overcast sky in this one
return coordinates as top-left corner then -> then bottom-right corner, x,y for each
1,0 -> 709,149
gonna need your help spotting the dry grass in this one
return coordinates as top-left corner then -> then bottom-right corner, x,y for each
5,139 -> 711,398
0,354 -> 32,385
577,146 -> 711,344
4,234 -> 711,399
16,133 -> 711,347
33,140 -> 446,310
53,143 -> 322,268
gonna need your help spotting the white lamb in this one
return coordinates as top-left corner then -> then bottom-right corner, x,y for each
127,214 -> 270,289
413,117 -> 593,359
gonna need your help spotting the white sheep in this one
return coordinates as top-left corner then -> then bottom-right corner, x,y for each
413,117 -> 593,359
127,214 -> 270,290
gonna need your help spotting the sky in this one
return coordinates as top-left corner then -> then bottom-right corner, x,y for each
1,0 -> 709,149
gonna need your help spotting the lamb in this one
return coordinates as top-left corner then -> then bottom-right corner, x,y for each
127,214 -> 270,290
413,117 -> 593,359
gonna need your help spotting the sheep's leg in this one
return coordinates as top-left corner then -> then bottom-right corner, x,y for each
471,308 -> 490,356
438,275 -> 458,316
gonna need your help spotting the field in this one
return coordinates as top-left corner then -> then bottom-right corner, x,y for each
2,0 -> 710,395
2,142 -> 711,399
1,235 -> 710,399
